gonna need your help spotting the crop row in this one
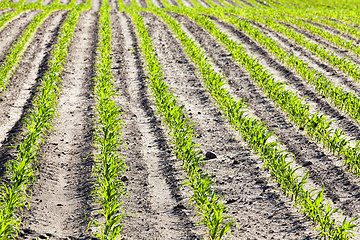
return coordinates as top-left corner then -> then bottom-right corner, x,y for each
0,3 -> 87,237
170,4 -> 360,178
122,1 -> 237,239
137,3 -> 360,238
236,16 -> 360,120
258,12 -> 360,83
268,0 -> 360,20
237,0 -> 360,40
0,9 -> 53,94
0,10 -> 24,31
194,1 -> 360,86
0,0 -> 77,10
0,0 -> 88,97
120,0 -> 359,238
271,8 -> 360,43
89,0 -> 127,238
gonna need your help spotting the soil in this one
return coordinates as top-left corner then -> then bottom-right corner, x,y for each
1,1 -> 360,240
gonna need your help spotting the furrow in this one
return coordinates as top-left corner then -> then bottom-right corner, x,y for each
210,18 -> 360,141
0,10 -> 66,172
0,10 -> 37,63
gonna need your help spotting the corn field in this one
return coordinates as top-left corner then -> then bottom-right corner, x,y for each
0,0 -> 360,239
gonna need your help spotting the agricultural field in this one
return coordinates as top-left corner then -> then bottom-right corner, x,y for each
1,0 -> 360,239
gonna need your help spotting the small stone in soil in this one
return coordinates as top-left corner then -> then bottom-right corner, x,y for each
121,175 -> 128,182
303,161 -> 313,167
232,159 -> 240,165
205,151 -> 217,159
255,178 -> 265,184
227,198 -> 237,204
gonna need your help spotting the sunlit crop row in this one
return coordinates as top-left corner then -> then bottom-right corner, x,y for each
0,9 -> 53,94
139,3 -> 358,238
0,3 -> 87,237
123,2 -> 236,239
89,0 -> 128,238
168,4 -> 360,179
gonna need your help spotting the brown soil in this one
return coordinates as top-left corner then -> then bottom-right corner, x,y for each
109,9 -> 202,239
0,1 -> 360,240
249,20 -> 360,97
279,20 -> 360,67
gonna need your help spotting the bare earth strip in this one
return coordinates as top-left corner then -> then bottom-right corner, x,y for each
20,6 -> 99,239
211,18 -> 360,143
0,10 -> 11,15
212,17 -> 360,143
0,2 -> 357,239
280,21 -> 360,67
142,11 -> 318,239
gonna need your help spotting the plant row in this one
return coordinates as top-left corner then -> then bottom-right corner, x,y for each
220,7 -> 360,85
89,0 -> 127,239
207,11 -> 360,126
0,0 -> 87,96
279,9 -> 360,43
0,1 -> 27,10
122,2 -> 236,239
0,4 -> 85,238
271,14 -> 360,63
139,5 -> 359,239
0,9 -> 54,95
0,0 -> 77,10
0,10 -> 24,31
179,5 -> 360,177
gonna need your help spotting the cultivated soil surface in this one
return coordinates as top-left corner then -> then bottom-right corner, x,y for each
1,0 -> 360,239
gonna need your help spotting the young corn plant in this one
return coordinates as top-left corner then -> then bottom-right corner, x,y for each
173,6 -> 360,177
208,13 -> 360,125
230,9 -> 360,84
0,10 -> 24,31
